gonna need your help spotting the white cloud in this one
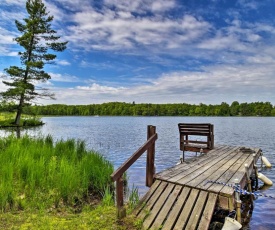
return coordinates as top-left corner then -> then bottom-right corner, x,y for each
41,62 -> 275,105
57,60 -> 71,66
246,54 -> 275,64
0,27 -> 18,56
197,18 -> 265,53
77,83 -> 126,94
65,9 -> 210,51
0,48 -> 17,57
197,32 -> 237,50
237,0 -> 259,10
49,73 -> 79,82
151,1 -> 176,12
254,23 -> 275,34
0,71 -> 8,91
0,0 -> 25,6
104,0 -> 176,14
0,10 -> 26,26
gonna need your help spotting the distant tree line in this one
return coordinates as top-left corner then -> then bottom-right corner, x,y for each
1,101 -> 272,117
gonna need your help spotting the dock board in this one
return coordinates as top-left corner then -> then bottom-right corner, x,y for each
133,145 -> 261,229
135,180 -> 217,230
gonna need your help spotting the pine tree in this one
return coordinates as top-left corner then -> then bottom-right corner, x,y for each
1,0 -> 67,126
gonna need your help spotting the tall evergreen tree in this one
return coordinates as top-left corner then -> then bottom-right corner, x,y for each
1,0 -> 67,125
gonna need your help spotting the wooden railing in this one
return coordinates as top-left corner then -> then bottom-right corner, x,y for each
110,125 -> 158,218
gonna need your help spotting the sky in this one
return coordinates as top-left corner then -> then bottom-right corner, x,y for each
0,0 -> 275,105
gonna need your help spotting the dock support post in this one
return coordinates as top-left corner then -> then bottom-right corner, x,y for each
116,176 -> 126,219
235,179 -> 242,223
236,201 -> 242,223
146,125 -> 156,187
253,154 -> 259,188
245,164 -> 254,209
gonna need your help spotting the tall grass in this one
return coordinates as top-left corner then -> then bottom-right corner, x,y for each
128,185 -> 140,210
0,135 -> 114,211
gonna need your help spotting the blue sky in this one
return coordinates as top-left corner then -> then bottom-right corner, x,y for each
0,0 -> 275,105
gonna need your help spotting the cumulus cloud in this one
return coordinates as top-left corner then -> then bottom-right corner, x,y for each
197,18 -> 265,53
49,73 -> 79,82
237,0 -> 260,10
77,83 -> 126,94
0,27 -> 18,56
57,60 -> 71,66
65,9 -> 210,52
0,0 -> 25,6
0,71 -> 9,92
43,61 -> 275,105
122,64 -> 275,100
104,0 -> 176,14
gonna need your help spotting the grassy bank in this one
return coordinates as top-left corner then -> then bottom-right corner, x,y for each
0,135 -> 114,211
0,205 -> 141,230
0,113 -> 43,127
0,135 -> 141,229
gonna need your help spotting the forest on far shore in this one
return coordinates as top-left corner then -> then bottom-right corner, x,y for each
1,101 -> 274,117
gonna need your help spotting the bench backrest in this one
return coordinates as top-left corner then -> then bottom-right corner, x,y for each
178,123 -> 214,152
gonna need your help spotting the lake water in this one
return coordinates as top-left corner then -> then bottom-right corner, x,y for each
1,116 -> 274,229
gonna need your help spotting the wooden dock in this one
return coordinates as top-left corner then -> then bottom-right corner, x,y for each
133,145 -> 261,230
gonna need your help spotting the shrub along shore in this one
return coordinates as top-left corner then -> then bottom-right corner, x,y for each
0,135 -> 139,229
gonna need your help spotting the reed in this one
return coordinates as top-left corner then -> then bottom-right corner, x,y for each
0,135 -> 114,211
128,185 -> 140,210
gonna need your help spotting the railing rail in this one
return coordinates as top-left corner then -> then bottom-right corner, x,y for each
110,125 -> 158,218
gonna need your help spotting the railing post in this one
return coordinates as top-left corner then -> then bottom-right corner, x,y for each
116,176 -> 126,219
110,125 -> 158,219
146,125 -> 156,187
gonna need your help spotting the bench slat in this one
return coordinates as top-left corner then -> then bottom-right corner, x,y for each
178,123 -> 214,154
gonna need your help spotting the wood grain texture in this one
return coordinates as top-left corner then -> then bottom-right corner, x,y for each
133,145 -> 261,229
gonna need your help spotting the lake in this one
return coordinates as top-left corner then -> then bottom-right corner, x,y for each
1,116 -> 274,229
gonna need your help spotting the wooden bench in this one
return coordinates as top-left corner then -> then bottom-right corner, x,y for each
178,123 -> 214,161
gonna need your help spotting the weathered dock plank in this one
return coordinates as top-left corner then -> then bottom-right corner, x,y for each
159,146 -> 231,183
185,146 -> 240,188
161,186 -> 191,230
173,188 -> 200,229
137,181 -> 168,219
197,193 -> 218,230
185,190 -> 208,229
220,148 -> 260,197
207,148 -> 252,193
143,183 -> 175,229
150,185 -> 182,229
133,179 -> 161,216
155,145 -> 228,181
175,147 -> 238,185
134,145 -> 261,229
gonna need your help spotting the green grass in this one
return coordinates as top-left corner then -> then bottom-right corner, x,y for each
0,134 -> 114,211
0,205 -> 142,230
0,135 -> 143,229
127,185 -> 140,212
0,112 -> 43,127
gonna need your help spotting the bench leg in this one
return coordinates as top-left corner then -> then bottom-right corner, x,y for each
182,151 -> 185,162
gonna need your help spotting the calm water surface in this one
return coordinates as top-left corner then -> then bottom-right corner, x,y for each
1,116 -> 274,229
